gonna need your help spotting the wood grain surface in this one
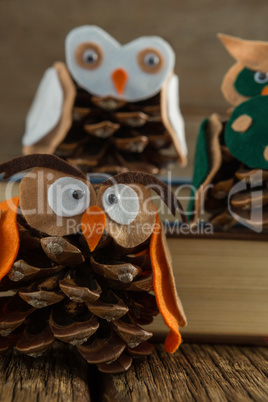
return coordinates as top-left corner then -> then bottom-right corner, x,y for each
0,343 -> 91,402
0,343 -> 267,401
100,344 -> 268,402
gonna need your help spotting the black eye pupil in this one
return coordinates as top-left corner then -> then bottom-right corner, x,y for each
85,51 -> 98,64
144,53 -> 159,67
148,57 -> 156,65
259,73 -> 266,80
72,190 -> 84,200
108,193 -> 118,205
87,55 -> 95,63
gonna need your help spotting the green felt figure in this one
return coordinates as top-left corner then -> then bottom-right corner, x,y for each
225,95 -> 268,169
189,34 -> 268,230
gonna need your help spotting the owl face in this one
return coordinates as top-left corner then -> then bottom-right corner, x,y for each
20,168 -> 156,249
2,155 -> 182,251
219,34 -> 268,106
65,25 -> 175,102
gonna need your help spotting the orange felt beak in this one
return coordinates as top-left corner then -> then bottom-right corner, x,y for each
111,68 -> 128,95
261,85 -> 268,96
0,197 -> 20,281
81,206 -> 106,252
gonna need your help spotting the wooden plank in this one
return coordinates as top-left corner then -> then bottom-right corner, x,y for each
0,343 -> 91,402
100,344 -> 268,402
0,343 -> 267,401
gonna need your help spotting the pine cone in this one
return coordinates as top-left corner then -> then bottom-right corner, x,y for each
0,216 -> 157,373
0,155 -> 187,373
55,89 -> 178,175
191,118 -> 268,230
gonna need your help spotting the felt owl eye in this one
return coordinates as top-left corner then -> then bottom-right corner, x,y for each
48,177 -> 90,217
75,42 -> 103,70
137,48 -> 164,73
102,184 -> 140,225
254,71 -> 268,84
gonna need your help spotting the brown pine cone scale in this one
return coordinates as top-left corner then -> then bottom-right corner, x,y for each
0,218 -> 157,373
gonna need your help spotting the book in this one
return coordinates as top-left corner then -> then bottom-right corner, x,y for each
145,233 -> 268,345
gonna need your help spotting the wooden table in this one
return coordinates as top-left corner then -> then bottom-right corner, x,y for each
0,343 -> 267,401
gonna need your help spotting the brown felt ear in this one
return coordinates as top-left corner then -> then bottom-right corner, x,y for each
0,154 -> 86,181
150,212 -> 187,353
0,197 -> 20,281
218,33 -> 268,72
221,61 -> 249,106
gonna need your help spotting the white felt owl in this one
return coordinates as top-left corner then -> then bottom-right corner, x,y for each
22,26 -> 187,174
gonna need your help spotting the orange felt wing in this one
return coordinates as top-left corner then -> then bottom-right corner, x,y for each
0,197 -> 20,281
150,212 -> 187,353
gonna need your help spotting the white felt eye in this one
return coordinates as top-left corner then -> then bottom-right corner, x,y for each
254,71 -> 268,84
102,184 -> 140,225
48,177 -> 90,217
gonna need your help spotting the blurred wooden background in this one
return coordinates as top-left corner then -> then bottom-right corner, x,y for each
1,0 -> 268,177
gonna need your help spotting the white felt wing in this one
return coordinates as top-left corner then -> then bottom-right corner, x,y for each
166,74 -> 187,158
22,67 -> 64,147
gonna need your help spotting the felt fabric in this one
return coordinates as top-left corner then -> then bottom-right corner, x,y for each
137,48 -> 164,74
188,114 -> 222,223
65,26 -> 176,102
81,206 -> 106,251
234,68 -> 268,97
0,154 -> 86,181
111,68 -> 128,95
188,118 -> 210,216
22,67 -> 64,147
75,42 -> 103,70
19,167 -> 95,237
218,33 -> 268,73
23,62 -> 76,155
150,212 -> 187,353
225,95 -> 268,169
231,114 -> 253,132
104,171 -> 187,222
97,183 -> 156,249
0,197 -> 19,281
161,74 -> 187,166
261,86 -> 268,95
221,61 -> 249,106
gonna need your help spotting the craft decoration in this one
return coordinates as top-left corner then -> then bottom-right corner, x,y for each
22,25 -> 187,174
189,34 -> 268,230
0,154 -> 187,373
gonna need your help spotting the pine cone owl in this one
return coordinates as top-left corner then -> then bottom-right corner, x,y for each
189,34 -> 268,230
0,154 -> 187,373
22,26 -> 187,175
